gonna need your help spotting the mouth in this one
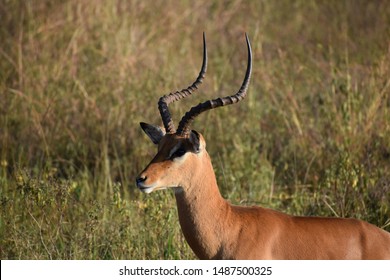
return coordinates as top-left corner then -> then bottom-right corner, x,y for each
136,177 -> 175,194
135,175 -> 157,193
138,185 -> 155,194
136,182 -> 155,194
136,181 -> 171,194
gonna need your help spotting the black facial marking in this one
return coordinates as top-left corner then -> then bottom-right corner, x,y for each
170,146 -> 187,159
189,130 -> 201,153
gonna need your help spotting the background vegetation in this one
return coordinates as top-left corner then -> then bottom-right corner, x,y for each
1,0 -> 389,259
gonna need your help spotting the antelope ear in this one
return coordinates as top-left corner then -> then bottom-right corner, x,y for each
140,122 -> 165,144
189,130 -> 201,153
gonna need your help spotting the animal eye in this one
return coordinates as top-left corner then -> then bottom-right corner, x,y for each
171,148 -> 186,159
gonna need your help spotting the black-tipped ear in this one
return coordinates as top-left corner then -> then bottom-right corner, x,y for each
140,122 -> 165,144
189,130 -> 201,153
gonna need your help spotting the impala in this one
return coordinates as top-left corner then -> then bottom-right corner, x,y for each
136,33 -> 390,259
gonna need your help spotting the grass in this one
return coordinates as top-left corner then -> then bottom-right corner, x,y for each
1,0 -> 390,259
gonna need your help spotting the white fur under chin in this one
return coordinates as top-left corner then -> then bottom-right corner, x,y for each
141,187 -> 154,194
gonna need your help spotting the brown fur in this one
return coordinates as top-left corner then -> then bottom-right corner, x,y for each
137,131 -> 390,259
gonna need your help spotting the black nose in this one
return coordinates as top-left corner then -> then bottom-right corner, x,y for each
136,176 -> 147,185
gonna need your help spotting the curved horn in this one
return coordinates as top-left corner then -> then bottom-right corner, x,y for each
158,33 -> 208,133
176,33 -> 252,137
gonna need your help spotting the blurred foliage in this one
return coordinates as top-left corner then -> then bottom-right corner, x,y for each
0,0 -> 389,259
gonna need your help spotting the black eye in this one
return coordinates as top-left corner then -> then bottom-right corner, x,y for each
171,148 -> 186,159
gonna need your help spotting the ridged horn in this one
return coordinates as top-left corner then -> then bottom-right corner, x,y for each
158,33 -> 208,133
176,33 -> 252,137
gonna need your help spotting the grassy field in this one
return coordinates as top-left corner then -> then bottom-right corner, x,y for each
1,0 -> 390,259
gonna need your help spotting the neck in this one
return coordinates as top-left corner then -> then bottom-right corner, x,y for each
174,153 -> 231,259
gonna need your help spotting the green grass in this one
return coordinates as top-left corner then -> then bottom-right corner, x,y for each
1,0 -> 390,259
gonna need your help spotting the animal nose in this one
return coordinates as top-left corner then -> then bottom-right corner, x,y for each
136,175 -> 147,185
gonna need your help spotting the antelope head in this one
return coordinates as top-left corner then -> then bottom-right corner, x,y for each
136,33 -> 252,194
